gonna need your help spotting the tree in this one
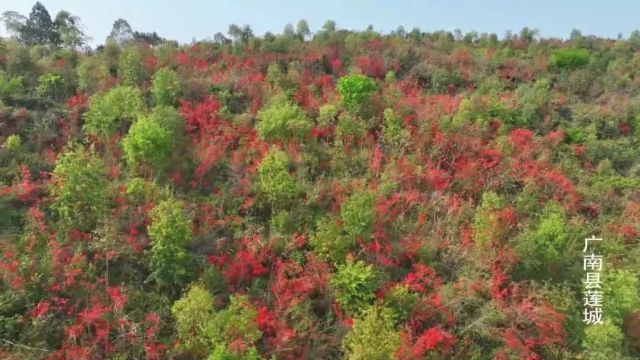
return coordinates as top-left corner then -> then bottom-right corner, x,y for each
337,74 -> 378,110
122,115 -> 175,169
1,2 -> 60,47
119,45 -> 149,85
342,305 -> 401,360
53,10 -> 88,49
147,199 -> 194,291
1,11 -> 27,41
151,67 -> 182,106
50,147 -> 110,231
283,23 -> 295,38
227,24 -> 243,42
172,286 -> 262,358
256,98 -> 312,142
110,18 -> 133,43
341,190 -> 376,242
296,19 -> 310,40
257,148 -> 298,208
24,2 -> 60,47
133,31 -> 164,46
84,85 -> 144,137
322,20 -> 336,32
331,259 -> 378,314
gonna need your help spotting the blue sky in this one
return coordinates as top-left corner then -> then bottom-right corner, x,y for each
1,0 -> 638,44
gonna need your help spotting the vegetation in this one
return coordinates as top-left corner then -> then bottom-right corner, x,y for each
1,2 -> 639,359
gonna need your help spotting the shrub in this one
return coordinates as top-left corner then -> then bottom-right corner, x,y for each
256,98 -> 312,142
147,199 -> 194,291
84,85 -> 144,137
257,148 -> 298,208
331,259 -> 377,314
122,115 -> 174,168
50,147 -> 110,231
337,74 -> 377,110
582,320 -> 625,360
340,190 -> 376,242
2,134 -> 21,151
551,48 -> 590,69
37,73 -> 68,101
603,269 -> 639,325
342,305 -> 402,360
152,67 -> 182,106
310,217 -> 353,264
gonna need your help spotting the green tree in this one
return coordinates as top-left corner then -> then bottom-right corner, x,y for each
172,286 -> 262,358
551,48 -> 590,69
342,305 -> 402,360
84,85 -> 144,137
50,147 -> 110,231
53,10 -> 87,50
151,67 -> 182,106
109,18 -> 133,43
122,115 -> 174,169
119,45 -> 148,85
23,2 -> 60,47
337,74 -> 377,110
37,72 -> 67,101
341,190 -> 376,242
171,284 -> 215,356
331,259 -> 378,314
603,269 -> 639,325
296,19 -> 310,40
147,199 -> 194,292
257,148 -> 298,208
256,98 -> 312,142
582,320 -> 625,360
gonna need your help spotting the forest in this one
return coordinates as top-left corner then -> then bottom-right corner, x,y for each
1,2 -> 640,359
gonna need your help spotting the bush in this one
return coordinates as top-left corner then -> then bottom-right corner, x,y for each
337,74 -> 377,110
147,199 -> 194,291
603,269 -> 639,325
50,147 -> 110,231
256,98 -> 312,141
331,259 -> 377,314
152,67 -> 182,106
342,305 -> 402,360
122,115 -> 174,169
551,48 -> 590,69
37,73 -> 67,101
340,190 -> 376,242
310,217 -> 353,264
84,85 -> 144,137
582,320 -> 625,360
257,148 -> 298,208
172,286 -> 263,358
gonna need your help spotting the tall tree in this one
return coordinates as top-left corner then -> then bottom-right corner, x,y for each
54,10 -> 88,49
296,19 -> 311,40
109,18 -> 133,43
24,2 -> 60,46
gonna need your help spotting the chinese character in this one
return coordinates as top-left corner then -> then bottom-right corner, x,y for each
583,235 -> 603,252
583,254 -> 603,271
583,307 -> 603,325
583,289 -> 603,307
583,272 -> 602,289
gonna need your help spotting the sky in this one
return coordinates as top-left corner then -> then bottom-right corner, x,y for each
1,0 -> 638,45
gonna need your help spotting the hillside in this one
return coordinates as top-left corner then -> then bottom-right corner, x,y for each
1,2 -> 640,360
